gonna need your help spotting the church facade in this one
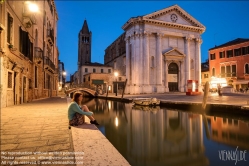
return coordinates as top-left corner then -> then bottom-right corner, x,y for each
105,5 -> 205,94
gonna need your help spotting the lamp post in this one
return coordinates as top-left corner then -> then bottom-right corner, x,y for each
62,71 -> 66,88
114,71 -> 118,96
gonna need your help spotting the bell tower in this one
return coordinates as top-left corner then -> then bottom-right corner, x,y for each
78,19 -> 91,67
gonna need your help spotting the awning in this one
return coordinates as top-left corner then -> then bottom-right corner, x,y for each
92,80 -> 104,85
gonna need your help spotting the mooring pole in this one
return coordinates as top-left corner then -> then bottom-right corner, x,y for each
106,85 -> 109,99
202,81 -> 210,139
121,79 -> 127,99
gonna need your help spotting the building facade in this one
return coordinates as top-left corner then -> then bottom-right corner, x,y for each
104,5 -> 205,94
209,38 -> 249,91
104,33 -> 126,76
0,0 -> 59,107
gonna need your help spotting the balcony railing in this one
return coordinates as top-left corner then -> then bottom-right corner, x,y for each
47,28 -> 54,46
44,56 -> 55,72
34,47 -> 43,64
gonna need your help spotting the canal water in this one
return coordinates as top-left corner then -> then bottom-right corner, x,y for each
82,98 -> 249,166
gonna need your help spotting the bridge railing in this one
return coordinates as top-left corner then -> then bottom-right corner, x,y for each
66,84 -> 96,91
65,84 -> 106,95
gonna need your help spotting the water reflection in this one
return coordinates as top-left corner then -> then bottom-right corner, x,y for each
82,98 -> 249,166
209,116 -> 249,150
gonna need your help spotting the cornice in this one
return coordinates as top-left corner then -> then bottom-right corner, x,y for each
122,18 -> 205,33
144,5 -> 205,29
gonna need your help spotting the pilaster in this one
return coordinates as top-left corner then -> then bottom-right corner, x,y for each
195,38 -> 202,92
184,36 -> 191,91
165,60 -> 169,92
156,33 -> 164,93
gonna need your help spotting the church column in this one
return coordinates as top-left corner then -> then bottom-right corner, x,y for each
180,60 -> 185,92
156,33 -> 164,93
134,33 -> 140,93
125,37 -> 130,86
143,31 -> 150,93
195,38 -> 202,92
156,33 -> 162,85
165,60 -> 169,92
138,33 -> 143,93
130,34 -> 135,87
184,36 -> 191,91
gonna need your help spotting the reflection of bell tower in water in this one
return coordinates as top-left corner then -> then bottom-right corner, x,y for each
78,19 -> 91,68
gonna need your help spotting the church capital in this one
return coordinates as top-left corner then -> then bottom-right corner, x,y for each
184,36 -> 192,42
125,36 -> 130,42
143,31 -> 151,36
195,38 -> 203,44
156,33 -> 164,38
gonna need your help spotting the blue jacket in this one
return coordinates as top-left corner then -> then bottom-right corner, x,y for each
68,102 -> 93,120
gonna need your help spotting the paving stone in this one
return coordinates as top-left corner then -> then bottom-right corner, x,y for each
17,133 -> 41,139
17,140 -> 48,149
47,138 -> 70,145
1,134 -> 18,140
1,144 -> 19,150
17,137 -> 41,143
1,139 -> 19,144
41,131 -> 68,137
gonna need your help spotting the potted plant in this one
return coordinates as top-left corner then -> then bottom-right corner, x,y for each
8,44 -> 13,48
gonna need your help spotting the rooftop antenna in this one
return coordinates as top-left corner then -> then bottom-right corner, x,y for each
214,33 -> 218,47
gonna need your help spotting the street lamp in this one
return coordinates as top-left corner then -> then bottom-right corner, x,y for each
63,71 -> 66,76
27,2 -> 38,12
114,72 -> 118,96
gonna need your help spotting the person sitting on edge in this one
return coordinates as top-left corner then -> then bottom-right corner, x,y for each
68,92 -> 99,126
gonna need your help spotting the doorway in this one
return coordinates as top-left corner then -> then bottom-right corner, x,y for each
168,63 -> 179,91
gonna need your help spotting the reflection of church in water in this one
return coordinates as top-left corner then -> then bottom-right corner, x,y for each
104,5 -> 206,94
125,104 -> 208,166
88,99 -> 209,166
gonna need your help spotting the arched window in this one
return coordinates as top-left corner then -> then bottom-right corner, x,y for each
212,68 -> 215,77
245,64 -> 249,74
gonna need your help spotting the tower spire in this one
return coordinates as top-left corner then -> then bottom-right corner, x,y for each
82,19 -> 89,33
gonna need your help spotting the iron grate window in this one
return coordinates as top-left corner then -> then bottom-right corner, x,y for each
8,72 -> 12,88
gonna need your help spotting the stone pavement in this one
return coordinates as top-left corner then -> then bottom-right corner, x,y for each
0,97 -> 130,166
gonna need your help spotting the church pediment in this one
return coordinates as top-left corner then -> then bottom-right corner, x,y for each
122,5 -> 205,33
144,5 -> 205,29
163,47 -> 185,58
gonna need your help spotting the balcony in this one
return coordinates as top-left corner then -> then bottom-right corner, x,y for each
34,47 -> 43,64
44,56 -> 55,73
47,29 -> 54,46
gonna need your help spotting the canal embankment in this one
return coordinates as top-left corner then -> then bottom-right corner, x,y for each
96,92 -> 249,115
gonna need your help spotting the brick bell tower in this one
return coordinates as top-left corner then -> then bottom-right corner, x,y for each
78,19 -> 92,68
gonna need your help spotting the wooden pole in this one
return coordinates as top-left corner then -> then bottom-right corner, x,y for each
105,86 -> 109,98
121,79 -> 127,99
202,81 -> 209,110
202,81 -> 210,139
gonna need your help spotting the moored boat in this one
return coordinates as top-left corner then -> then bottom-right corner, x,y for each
132,98 -> 160,106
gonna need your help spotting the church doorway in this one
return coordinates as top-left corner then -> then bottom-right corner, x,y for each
168,63 -> 179,91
